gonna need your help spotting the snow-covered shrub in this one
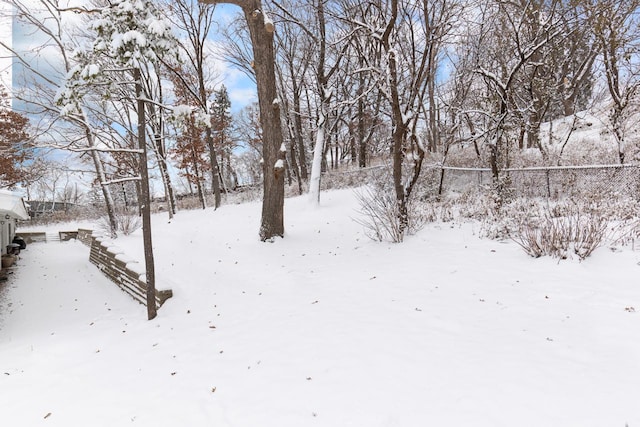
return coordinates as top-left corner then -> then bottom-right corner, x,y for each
27,205 -> 102,226
117,212 -> 142,235
611,218 -> 640,249
98,212 -> 142,236
228,187 -> 263,205
354,185 -> 404,242
354,176 -> 429,243
476,197 -> 535,240
513,202 -> 609,260
321,165 -> 389,191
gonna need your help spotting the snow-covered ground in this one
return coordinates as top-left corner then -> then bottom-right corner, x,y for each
1,188 -> 639,426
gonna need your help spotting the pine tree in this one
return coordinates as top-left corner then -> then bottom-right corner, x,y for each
210,85 -> 235,190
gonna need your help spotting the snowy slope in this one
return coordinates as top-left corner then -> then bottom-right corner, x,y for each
1,188 -> 639,426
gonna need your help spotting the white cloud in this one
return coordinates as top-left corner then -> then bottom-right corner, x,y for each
227,84 -> 256,110
202,37 -> 256,112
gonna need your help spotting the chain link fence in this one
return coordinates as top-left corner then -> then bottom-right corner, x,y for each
320,162 -> 640,200
168,162 -> 640,203
430,164 -> 640,199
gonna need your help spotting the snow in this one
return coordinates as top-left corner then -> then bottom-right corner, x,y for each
81,64 -> 101,80
112,30 -> 148,51
0,190 -> 29,220
1,188 -> 640,426
263,11 -> 274,33
145,18 -> 170,38
170,104 -> 195,122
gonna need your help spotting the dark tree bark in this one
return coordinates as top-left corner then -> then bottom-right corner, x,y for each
201,0 -> 284,240
135,68 -> 157,320
291,79 -> 308,180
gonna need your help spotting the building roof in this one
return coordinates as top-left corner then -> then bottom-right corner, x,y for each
0,190 -> 29,220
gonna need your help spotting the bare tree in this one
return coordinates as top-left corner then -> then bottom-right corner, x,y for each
267,0 -> 350,204
144,70 -> 178,218
2,0 -> 120,236
273,17 -> 313,190
467,0 -> 565,187
58,0 -> 181,319
166,0 -> 223,206
344,0 -> 460,238
589,0 -> 640,164
200,0 -> 284,240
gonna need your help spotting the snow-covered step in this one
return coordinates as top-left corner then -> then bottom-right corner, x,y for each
45,232 -> 60,243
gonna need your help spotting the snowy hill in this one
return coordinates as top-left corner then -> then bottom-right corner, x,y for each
1,188 -> 639,426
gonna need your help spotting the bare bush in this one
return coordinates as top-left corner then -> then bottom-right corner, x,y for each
98,211 -> 142,236
117,212 -> 142,235
513,204 -> 609,260
354,178 -> 429,243
25,205 -> 102,226
354,185 -> 404,242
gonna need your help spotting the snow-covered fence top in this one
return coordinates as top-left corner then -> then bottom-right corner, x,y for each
89,235 -> 172,309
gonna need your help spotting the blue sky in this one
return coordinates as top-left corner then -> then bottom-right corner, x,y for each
8,1 -> 256,114
199,3 -> 257,113
6,1 -> 258,197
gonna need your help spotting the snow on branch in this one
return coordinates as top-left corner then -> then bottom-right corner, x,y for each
169,104 -> 211,128
104,176 -> 142,186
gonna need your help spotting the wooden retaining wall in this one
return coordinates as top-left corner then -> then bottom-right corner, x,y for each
89,235 -> 172,308
77,228 -> 94,246
16,232 -> 47,243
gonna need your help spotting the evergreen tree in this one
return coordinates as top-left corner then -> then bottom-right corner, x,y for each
210,85 -> 236,189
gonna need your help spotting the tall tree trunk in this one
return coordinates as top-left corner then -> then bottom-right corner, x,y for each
291,80 -> 308,180
382,0 -> 410,237
357,61 -> 367,168
204,126 -> 222,208
611,107 -> 626,164
222,0 -> 285,240
135,68 -> 157,321
309,111 -> 326,204
308,0 -> 329,205
191,144 -> 207,209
